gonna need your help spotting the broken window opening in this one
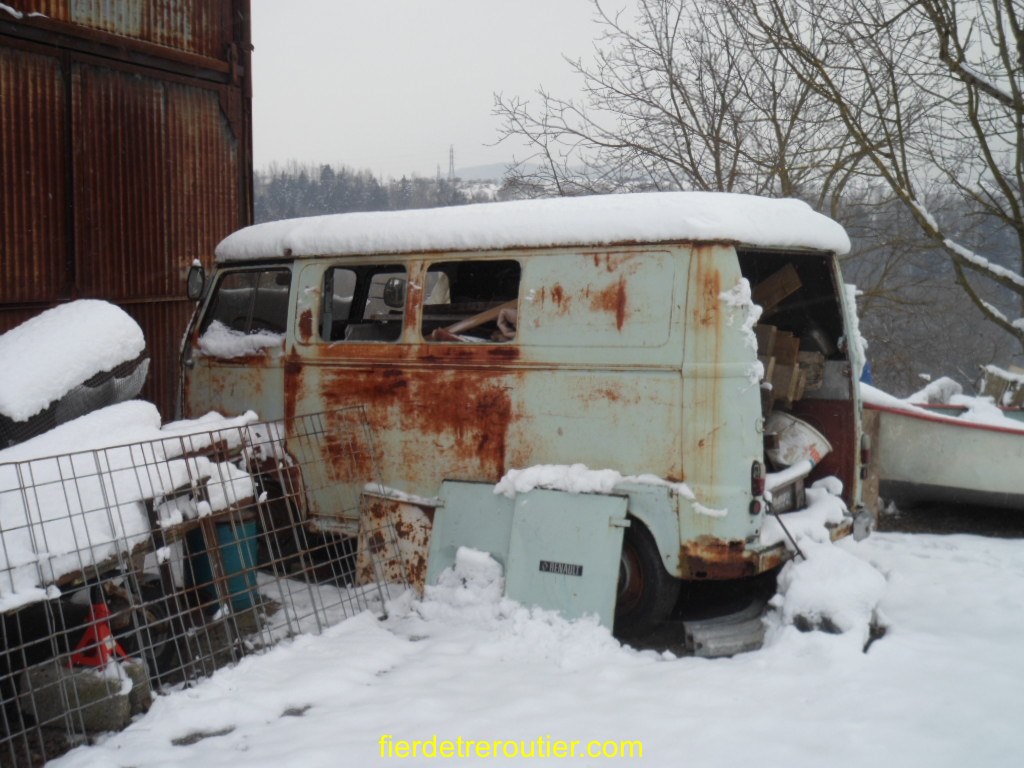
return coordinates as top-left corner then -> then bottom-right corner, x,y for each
421,260 -> 522,343
321,265 -> 406,342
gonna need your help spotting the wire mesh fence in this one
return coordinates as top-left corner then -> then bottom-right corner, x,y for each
0,407 -> 406,766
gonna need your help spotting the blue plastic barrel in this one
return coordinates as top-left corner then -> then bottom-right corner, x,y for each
186,522 -> 259,610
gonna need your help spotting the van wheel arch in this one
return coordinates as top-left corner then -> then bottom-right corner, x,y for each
614,518 -> 681,637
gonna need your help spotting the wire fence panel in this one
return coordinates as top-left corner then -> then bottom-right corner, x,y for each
0,407 -> 405,767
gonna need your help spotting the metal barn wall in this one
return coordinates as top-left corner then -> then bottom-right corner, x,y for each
0,1 -> 253,419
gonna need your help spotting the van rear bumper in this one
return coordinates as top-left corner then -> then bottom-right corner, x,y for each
678,537 -> 789,580
678,514 -> 858,580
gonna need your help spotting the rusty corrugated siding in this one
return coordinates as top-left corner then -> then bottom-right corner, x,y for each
0,45 -> 68,304
73,63 -> 172,300
166,81 -> 245,276
10,1 -> 233,59
0,1 -> 252,419
72,66 -> 242,300
119,299 -> 196,417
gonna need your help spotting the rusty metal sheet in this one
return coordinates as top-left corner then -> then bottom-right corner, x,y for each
356,492 -> 436,593
1,3 -> 251,420
0,46 -> 68,304
679,536 -> 789,580
72,64 -> 171,300
119,299 -> 197,420
10,1 -> 238,61
166,81 -> 246,275
71,66 -> 243,302
788,399 -> 857,508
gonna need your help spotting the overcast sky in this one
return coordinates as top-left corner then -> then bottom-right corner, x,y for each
250,0 -> 633,179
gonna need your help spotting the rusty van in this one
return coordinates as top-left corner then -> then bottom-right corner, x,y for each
180,192 -> 870,634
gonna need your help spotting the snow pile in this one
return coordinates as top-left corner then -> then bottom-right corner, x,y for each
905,376 -> 963,404
495,463 -> 628,498
759,474 -> 885,643
767,540 -> 887,648
431,547 -> 505,606
862,381 -> 1024,432
720,277 -> 764,384
0,300 -> 145,422
949,394 -> 1024,427
720,277 -> 762,352
198,320 -> 284,358
494,462 -> 695,501
0,402 -> 260,612
841,283 -> 868,380
389,546 -> 632,670
760,477 -> 848,547
215,192 -> 851,262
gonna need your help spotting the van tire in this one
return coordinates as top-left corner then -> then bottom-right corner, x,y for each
614,521 -> 680,637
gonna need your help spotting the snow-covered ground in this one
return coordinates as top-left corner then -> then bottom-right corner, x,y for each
5,300 -> 1022,768
48,529 -> 1024,768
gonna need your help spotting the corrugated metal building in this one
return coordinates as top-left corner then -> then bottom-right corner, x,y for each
0,1 -> 253,419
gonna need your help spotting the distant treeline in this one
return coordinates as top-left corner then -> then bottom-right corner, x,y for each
254,163 -> 497,223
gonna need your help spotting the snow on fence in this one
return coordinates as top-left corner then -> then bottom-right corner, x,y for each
0,407 -> 406,767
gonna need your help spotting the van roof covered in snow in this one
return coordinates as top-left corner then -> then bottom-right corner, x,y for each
214,191 -> 851,263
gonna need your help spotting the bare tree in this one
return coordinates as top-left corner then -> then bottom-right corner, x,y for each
493,0 -> 1024,387
734,0 -> 1024,342
493,0 -> 856,202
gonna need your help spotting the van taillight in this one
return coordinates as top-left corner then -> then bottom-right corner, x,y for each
751,460 -> 766,497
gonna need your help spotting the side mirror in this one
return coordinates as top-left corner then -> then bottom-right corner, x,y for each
187,262 -> 206,301
383,276 -> 407,309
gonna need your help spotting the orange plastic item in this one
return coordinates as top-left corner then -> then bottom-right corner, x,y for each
69,602 -> 128,668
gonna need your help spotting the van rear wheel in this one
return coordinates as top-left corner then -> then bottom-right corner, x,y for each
614,521 -> 680,637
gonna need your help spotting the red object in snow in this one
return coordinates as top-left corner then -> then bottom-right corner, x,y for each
69,602 -> 128,668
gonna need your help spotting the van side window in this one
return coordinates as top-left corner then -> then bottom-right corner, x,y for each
321,265 -> 406,342
200,268 -> 291,335
422,260 -> 521,343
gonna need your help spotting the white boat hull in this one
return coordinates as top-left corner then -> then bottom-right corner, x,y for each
866,403 -> 1024,509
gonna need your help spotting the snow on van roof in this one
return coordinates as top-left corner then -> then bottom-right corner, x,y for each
215,191 -> 851,262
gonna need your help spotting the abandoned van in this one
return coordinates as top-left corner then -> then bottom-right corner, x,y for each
181,192 -> 869,634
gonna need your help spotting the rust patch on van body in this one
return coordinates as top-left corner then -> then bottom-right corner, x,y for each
587,251 -> 633,272
589,275 -> 627,330
298,309 -> 314,342
303,355 -> 519,493
549,284 -> 572,316
696,263 -> 722,328
679,536 -> 787,580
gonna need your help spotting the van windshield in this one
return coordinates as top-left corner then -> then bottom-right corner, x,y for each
200,268 -> 291,335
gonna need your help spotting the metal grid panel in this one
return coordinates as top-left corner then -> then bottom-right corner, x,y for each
0,407 -> 405,766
